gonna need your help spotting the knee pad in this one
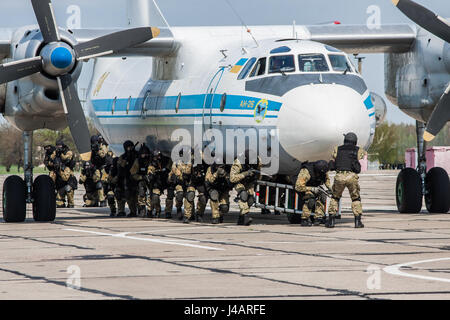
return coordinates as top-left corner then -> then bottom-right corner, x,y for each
352,197 -> 361,202
247,195 -> 255,207
307,198 -> 316,211
209,189 -> 219,201
239,190 -> 249,202
64,184 -> 72,193
175,191 -> 184,203
95,181 -> 103,190
186,191 -> 195,202
219,204 -> 229,214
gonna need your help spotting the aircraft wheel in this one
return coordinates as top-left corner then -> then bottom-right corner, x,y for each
2,175 -> 26,222
396,168 -> 422,213
287,213 -> 302,224
425,167 -> 450,213
33,175 -> 56,222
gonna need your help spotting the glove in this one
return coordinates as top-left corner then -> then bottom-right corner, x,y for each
242,170 -> 253,177
309,187 -> 319,194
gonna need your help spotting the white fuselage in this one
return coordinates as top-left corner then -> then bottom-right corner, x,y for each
87,26 -> 376,175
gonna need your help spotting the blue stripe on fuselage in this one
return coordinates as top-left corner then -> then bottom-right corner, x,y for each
364,95 -> 374,110
91,94 -> 282,113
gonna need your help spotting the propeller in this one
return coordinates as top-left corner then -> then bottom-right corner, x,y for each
392,0 -> 450,141
0,0 -> 160,160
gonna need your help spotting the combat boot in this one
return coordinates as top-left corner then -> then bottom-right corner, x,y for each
110,208 -> 117,217
165,211 -> 172,219
354,215 -> 365,228
219,215 -> 224,223
116,211 -> 126,217
211,217 -> 220,224
138,205 -> 146,217
176,208 -> 183,220
325,215 -> 335,228
237,215 -> 252,226
67,204 -> 74,208
99,200 -> 107,207
301,218 -> 312,227
182,216 -> 190,224
196,213 -> 204,223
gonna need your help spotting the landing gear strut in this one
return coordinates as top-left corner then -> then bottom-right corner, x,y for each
396,121 -> 449,213
2,131 -> 56,222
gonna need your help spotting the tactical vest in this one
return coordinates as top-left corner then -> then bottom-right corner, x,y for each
137,159 -> 149,176
335,144 -> 360,172
302,162 -> 326,187
91,151 -> 106,169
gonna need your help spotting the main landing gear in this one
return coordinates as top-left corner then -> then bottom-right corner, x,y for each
396,121 -> 450,213
2,131 -> 56,222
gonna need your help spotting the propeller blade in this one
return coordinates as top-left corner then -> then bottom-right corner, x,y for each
57,74 -> 92,160
392,0 -> 450,43
423,84 -> 450,141
0,56 -> 43,84
74,27 -> 160,60
31,0 -> 60,43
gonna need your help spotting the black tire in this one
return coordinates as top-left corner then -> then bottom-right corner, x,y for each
396,168 -> 422,213
287,213 -> 302,224
33,175 -> 56,222
425,167 -> 450,213
2,175 -> 26,222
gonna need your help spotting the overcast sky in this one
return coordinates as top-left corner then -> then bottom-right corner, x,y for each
1,0 -> 449,124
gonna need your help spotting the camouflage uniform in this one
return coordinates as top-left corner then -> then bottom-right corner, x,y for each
205,164 -> 232,224
90,136 -> 110,207
184,161 -> 208,222
105,156 -> 118,216
328,132 -> 366,228
79,161 -> 101,207
167,161 -> 192,221
149,150 -> 170,218
295,161 -> 331,226
52,143 -> 77,208
230,156 -> 261,225
130,144 -> 153,217
43,145 -> 57,184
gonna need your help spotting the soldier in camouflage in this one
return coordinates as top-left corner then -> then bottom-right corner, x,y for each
148,150 -> 170,218
117,140 -> 139,217
43,145 -> 57,184
230,150 -> 261,226
327,132 -> 366,228
130,144 -> 154,217
184,151 -> 208,223
79,160 -> 101,207
167,149 -> 192,223
90,135 -> 110,207
295,160 -> 331,226
52,140 -> 77,208
205,160 -> 233,224
105,156 -> 119,216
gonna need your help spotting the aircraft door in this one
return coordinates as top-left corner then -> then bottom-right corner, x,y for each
202,67 -> 225,132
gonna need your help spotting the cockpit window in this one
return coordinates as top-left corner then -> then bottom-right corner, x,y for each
237,57 -> 256,80
298,54 -> 329,72
249,57 -> 267,77
328,54 -> 352,73
269,55 -> 295,74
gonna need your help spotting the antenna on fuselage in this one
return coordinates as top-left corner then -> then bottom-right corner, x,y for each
224,0 -> 259,47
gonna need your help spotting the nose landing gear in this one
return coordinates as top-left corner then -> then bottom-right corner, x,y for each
395,121 -> 450,213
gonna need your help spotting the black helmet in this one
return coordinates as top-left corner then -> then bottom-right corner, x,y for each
138,143 -> 151,158
314,160 -> 329,175
56,139 -> 64,147
98,134 -> 106,145
344,132 -> 357,145
90,135 -> 99,145
123,140 -> 134,152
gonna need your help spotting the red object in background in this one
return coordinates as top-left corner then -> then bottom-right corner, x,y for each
334,21 -> 341,24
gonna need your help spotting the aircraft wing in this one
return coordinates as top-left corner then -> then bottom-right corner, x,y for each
72,27 -> 178,57
303,24 -> 417,53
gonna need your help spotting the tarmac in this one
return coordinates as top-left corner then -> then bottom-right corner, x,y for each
0,170 -> 450,300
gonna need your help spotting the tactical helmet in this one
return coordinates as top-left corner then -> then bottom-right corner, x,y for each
123,140 -> 134,152
90,135 -> 99,145
344,132 -> 358,145
56,139 -> 64,147
138,143 -> 151,158
314,160 -> 329,175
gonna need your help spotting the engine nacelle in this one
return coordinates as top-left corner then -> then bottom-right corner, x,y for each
3,26 -> 82,131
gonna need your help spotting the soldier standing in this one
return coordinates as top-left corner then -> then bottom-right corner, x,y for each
327,132 -> 366,228
167,149 -> 192,223
295,160 -> 332,226
184,154 -> 208,222
104,155 -> 118,216
52,140 -> 77,208
117,140 -> 138,217
130,144 -> 153,217
90,135 -> 110,207
230,151 -> 261,226
43,145 -> 56,184
149,150 -> 170,218
205,161 -> 233,224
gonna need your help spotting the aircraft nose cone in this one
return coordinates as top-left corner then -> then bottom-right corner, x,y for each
277,84 -> 373,161
51,47 -> 73,69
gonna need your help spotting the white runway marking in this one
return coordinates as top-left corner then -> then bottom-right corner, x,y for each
64,228 -> 224,251
384,257 -> 450,284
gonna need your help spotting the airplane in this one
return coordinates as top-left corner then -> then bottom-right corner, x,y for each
0,0 -> 448,223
